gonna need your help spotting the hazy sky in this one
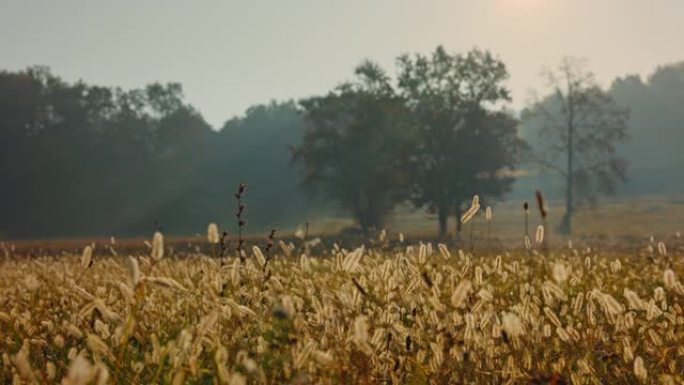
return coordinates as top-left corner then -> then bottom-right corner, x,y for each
1,0 -> 682,128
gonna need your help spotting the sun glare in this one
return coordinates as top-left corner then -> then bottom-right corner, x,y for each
498,0 -> 545,12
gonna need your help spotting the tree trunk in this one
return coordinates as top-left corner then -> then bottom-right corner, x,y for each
560,101 -> 575,235
455,204 -> 463,233
560,173 -> 573,234
438,205 -> 449,238
357,188 -> 370,234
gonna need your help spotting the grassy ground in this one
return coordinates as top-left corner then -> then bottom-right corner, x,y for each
1,194 -> 683,383
4,194 -> 683,256
383,194 -> 684,242
286,194 -> 684,249
1,234 -> 683,384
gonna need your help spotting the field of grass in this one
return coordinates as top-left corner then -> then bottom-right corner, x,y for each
1,227 -> 684,384
366,194 -> 684,245
6,194 -> 683,255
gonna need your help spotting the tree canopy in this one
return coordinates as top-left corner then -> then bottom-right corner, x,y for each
0,68 -> 307,238
294,62 -> 414,232
397,47 -> 526,236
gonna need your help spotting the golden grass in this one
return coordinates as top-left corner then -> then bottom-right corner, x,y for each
1,235 -> 683,384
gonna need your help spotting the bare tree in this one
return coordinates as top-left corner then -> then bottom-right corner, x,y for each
524,57 -> 629,234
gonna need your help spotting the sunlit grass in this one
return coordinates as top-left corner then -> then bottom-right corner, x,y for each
1,233 -> 683,384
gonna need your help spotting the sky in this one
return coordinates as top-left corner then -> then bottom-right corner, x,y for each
1,0 -> 682,128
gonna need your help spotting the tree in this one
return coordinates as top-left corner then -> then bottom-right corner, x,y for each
609,63 -> 684,194
523,57 -> 629,234
294,61 -> 414,232
212,101 -> 308,227
397,46 -> 525,237
0,67 -> 55,237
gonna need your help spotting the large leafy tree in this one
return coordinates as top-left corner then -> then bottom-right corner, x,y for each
397,47 -> 526,237
294,61 -> 414,232
523,57 -> 629,234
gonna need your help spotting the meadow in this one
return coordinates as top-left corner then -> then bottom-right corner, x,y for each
1,216 -> 683,384
2,1 -> 683,383
314,194 -> 684,247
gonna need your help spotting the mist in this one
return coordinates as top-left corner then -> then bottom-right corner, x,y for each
1,0 -> 683,239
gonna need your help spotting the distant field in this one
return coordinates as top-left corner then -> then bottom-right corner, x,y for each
301,194 -> 684,246
5,194 -> 683,255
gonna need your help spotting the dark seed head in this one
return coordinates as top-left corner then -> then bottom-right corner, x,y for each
271,305 -> 289,320
501,330 -> 510,344
535,190 -> 547,218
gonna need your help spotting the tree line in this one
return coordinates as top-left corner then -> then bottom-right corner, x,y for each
3,47 -> 683,239
0,67 -> 306,238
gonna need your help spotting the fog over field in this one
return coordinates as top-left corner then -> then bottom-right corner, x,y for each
1,1 -> 683,240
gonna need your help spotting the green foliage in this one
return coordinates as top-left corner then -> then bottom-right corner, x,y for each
295,61 -> 415,232
0,68 -> 307,238
397,47 -> 526,236
0,49 -> 530,238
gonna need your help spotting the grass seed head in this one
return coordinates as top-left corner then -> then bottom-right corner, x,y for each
207,223 -> 219,244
